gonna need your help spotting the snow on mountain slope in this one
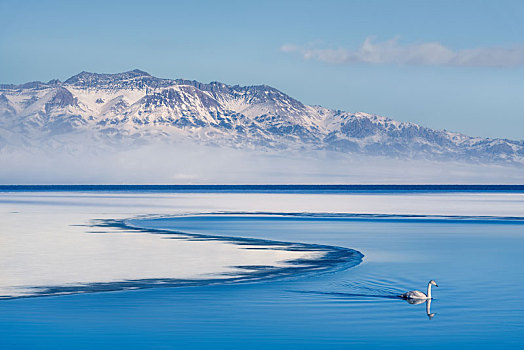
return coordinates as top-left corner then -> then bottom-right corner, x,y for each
1,69 -> 523,164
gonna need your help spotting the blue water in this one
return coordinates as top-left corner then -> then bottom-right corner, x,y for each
2,205 -> 524,348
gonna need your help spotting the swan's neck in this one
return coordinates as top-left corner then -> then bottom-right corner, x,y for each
427,283 -> 432,299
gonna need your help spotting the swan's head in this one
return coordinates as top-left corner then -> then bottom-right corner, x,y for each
429,280 -> 438,287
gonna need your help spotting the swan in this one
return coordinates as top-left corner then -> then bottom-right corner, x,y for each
399,280 -> 438,300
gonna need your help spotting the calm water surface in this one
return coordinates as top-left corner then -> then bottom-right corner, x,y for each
1,212 -> 523,349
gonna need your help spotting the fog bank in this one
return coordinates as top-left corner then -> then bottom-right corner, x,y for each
1,143 -> 522,184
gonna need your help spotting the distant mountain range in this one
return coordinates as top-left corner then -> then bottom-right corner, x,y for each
1,69 -> 523,164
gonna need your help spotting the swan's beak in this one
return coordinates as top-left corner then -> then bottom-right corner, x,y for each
435,283 -> 438,287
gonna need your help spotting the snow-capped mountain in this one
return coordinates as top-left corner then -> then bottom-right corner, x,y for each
1,69 -> 523,164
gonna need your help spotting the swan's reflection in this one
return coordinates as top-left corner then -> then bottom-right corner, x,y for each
293,290 -> 437,319
404,297 -> 436,319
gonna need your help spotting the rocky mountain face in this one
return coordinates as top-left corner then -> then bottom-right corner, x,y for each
1,69 -> 523,164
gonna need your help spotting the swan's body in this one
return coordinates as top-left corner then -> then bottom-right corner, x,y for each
399,280 -> 438,300
400,290 -> 429,299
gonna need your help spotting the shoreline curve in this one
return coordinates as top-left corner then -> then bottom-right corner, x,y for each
1,213 -> 364,300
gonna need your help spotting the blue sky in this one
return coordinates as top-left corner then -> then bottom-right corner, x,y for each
1,0 -> 523,139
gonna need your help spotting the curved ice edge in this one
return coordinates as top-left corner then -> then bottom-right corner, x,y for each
155,211 -> 524,223
0,213 -> 364,301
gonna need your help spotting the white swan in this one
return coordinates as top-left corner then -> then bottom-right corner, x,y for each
399,280 -> 438,300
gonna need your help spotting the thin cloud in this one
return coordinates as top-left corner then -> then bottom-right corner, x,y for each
281,37 -> 524,68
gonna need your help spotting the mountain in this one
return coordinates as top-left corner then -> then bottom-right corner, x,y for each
1,69 -> 523,164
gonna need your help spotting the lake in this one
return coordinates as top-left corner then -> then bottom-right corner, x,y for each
1,186 -> 523,349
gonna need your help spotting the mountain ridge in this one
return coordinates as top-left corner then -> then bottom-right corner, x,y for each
1,69 -> 523,165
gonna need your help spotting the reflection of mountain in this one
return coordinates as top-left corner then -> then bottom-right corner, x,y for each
1,69 -> 523,164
